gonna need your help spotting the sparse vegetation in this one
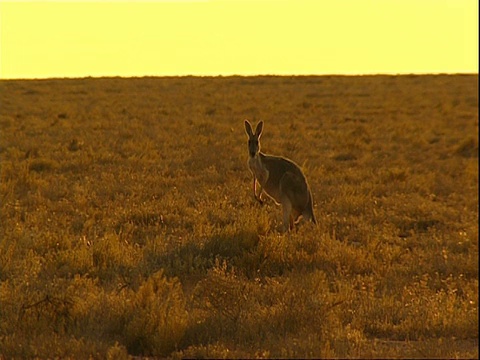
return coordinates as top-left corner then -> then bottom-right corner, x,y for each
0,75 -> 478,358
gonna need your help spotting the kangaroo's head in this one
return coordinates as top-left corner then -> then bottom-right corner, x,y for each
244,120 -> 263,158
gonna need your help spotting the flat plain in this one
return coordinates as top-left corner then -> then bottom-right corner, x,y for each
0,75 -> 478,358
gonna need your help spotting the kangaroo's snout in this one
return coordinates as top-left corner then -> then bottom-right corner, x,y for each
248,139 -> 259,158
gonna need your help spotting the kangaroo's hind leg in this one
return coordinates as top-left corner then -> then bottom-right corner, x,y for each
280,172 -> 308,230
281,197 -> 293,232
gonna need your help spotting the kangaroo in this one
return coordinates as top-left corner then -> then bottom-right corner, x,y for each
244,120 -> 316,232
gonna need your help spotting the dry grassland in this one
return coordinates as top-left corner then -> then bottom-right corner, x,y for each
0,75 -> 478,358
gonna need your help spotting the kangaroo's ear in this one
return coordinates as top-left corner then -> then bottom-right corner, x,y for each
255,121 -> 264,137
244,120 -> 254,137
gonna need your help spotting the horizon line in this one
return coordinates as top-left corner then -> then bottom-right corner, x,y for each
1,72 -> 478,81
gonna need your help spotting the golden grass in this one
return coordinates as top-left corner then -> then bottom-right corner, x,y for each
0,75 -> 478,358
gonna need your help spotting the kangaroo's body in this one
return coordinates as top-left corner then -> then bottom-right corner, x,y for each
245,120 -> 316,232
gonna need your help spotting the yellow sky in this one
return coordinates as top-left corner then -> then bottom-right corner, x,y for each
0,0 -> 478,79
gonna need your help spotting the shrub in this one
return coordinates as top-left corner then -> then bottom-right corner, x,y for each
123,271 -> 188,356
